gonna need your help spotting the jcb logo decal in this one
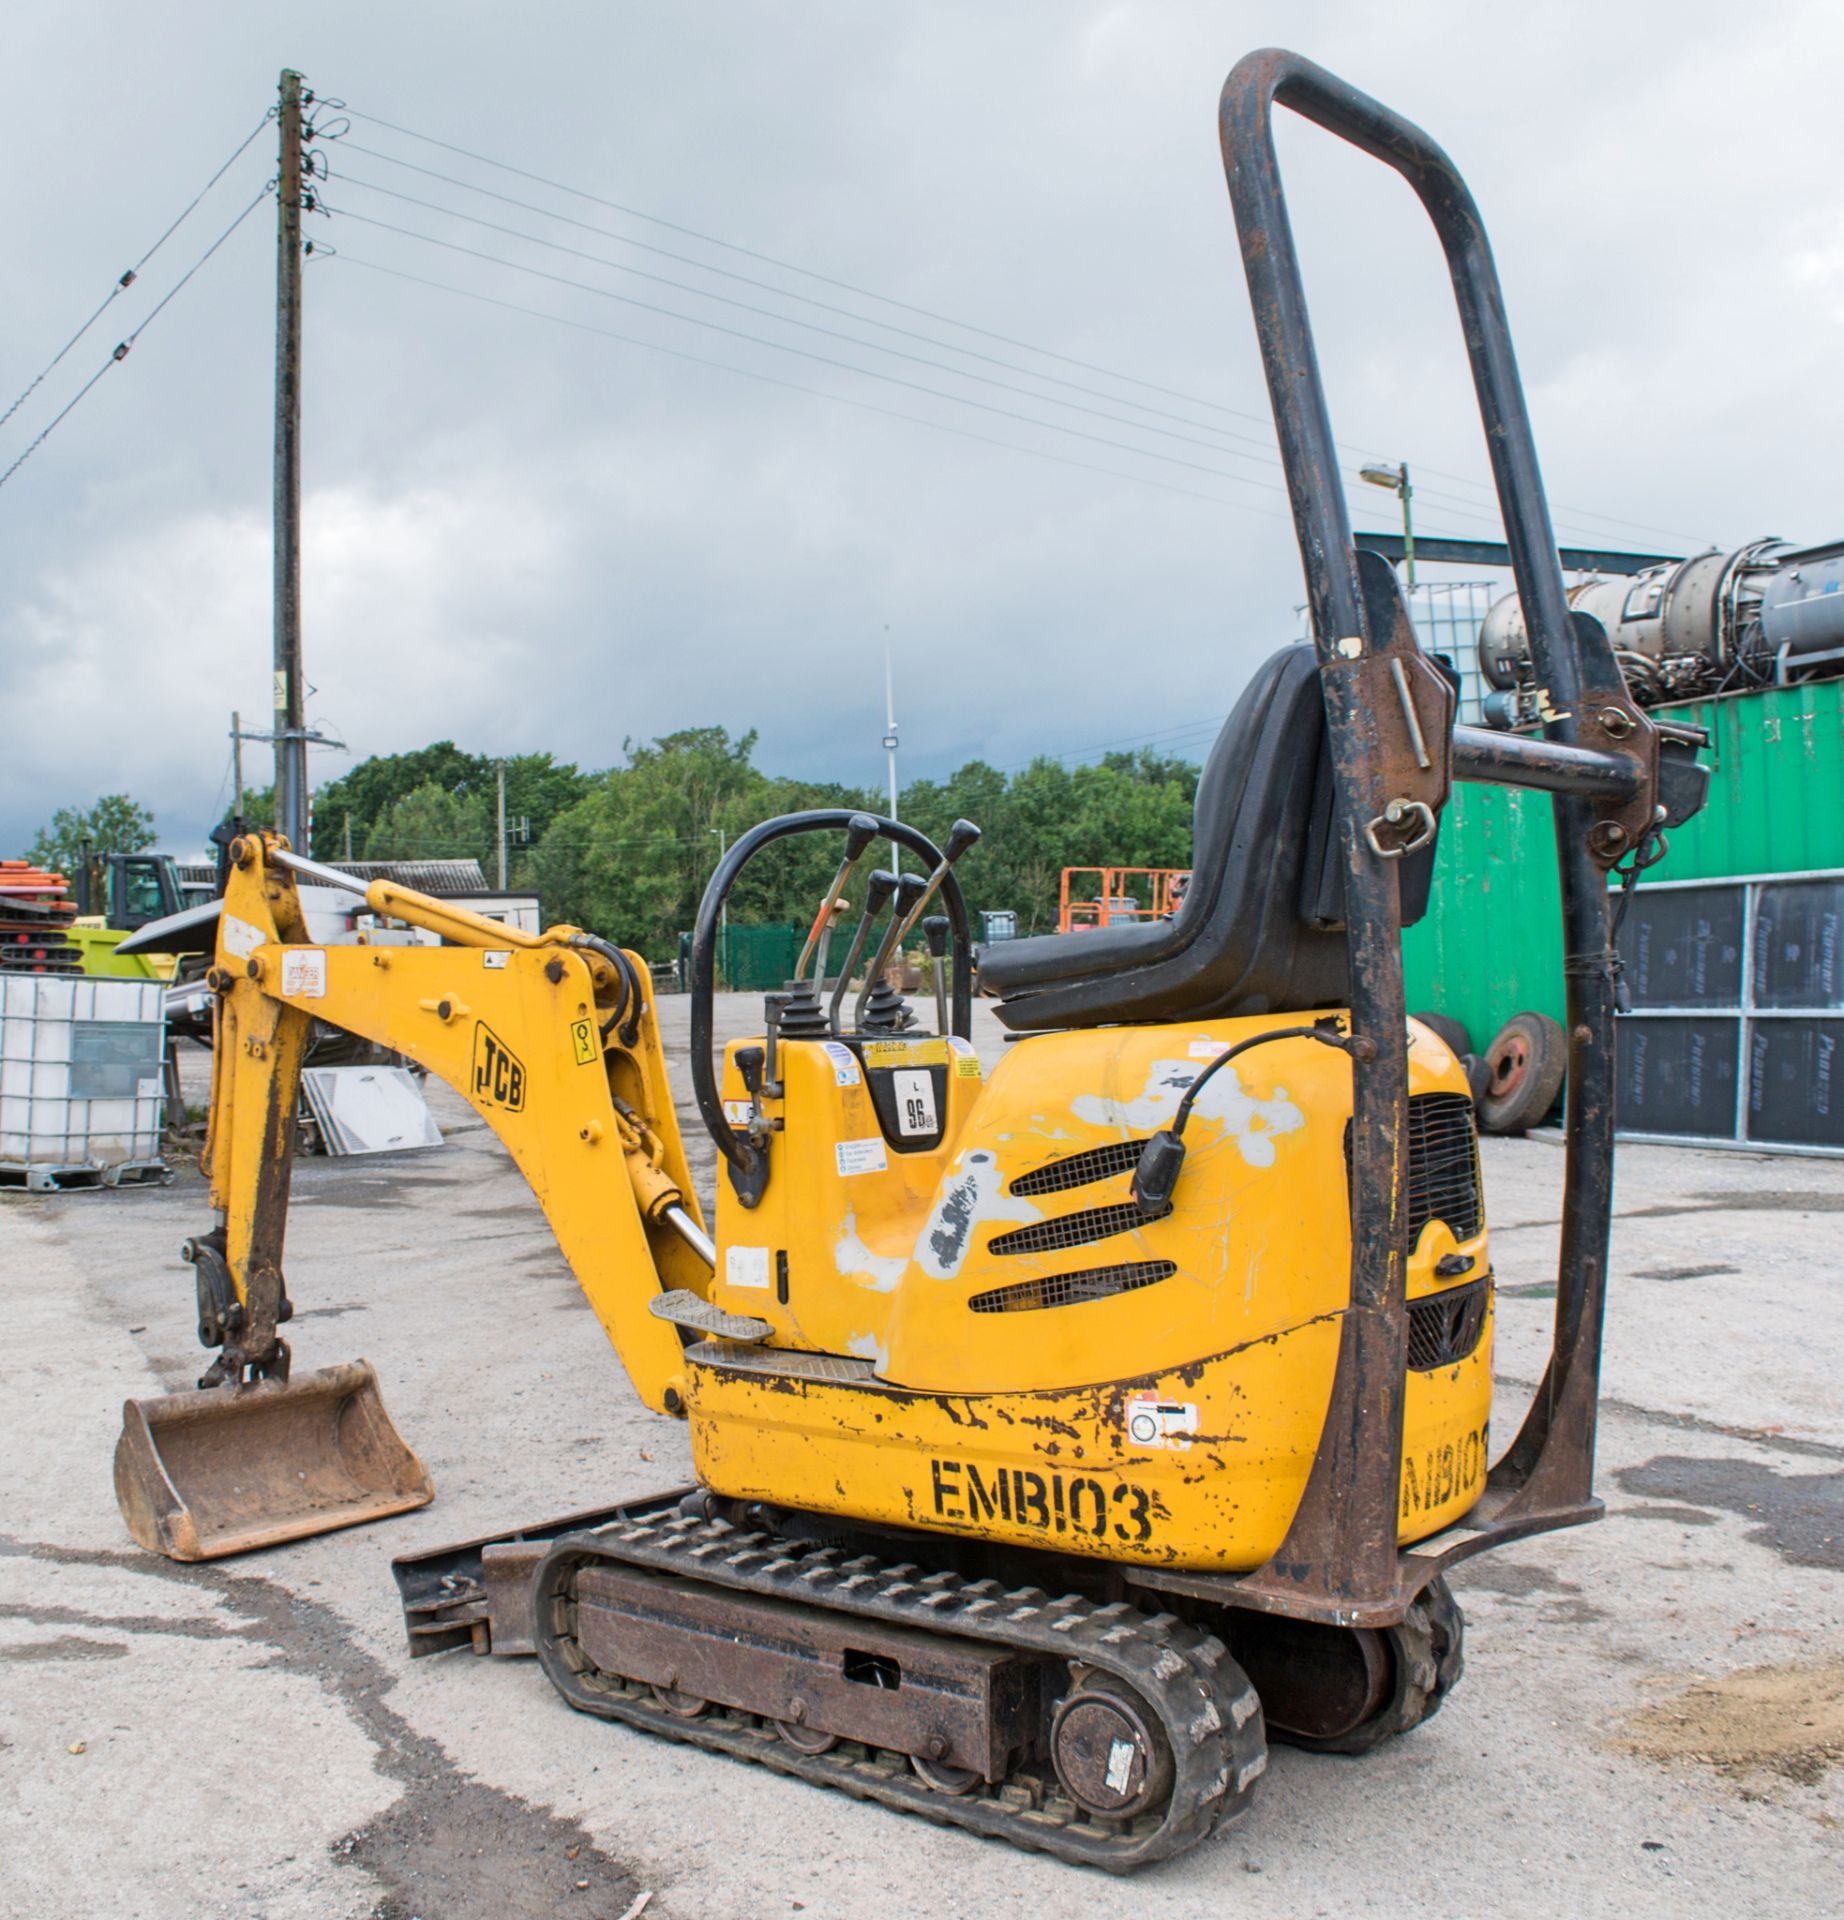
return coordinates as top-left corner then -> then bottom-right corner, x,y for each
473,1022 -> 527,1111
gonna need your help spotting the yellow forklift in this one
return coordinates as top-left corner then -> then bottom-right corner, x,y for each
115,50 -> 1708,1869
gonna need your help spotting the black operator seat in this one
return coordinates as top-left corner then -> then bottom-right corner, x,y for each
978,644 -> 1437,1031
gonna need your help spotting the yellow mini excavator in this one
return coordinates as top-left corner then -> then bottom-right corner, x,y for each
115,50 -> 1710,1869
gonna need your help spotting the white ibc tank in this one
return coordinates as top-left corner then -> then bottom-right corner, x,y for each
0,974 -> 167,1175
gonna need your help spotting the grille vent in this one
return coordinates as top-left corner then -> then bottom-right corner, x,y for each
1406,1278 -> 1491,1370
988,1199 -> 1168,1258
1343,1092 -> 1484,1245
1010,1138 -> 1148,1197
969,1259 -> 1176,1314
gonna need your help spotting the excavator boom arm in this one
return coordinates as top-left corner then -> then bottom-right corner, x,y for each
202,835 -> 700,1412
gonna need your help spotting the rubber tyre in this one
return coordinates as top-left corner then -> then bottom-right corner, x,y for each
1412,1010 -> 1472,1058
1478,1011 -> 1566,1134
1281,1576 -> 1465,1756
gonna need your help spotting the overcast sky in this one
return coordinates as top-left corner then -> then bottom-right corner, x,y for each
4,0 -> 1842,857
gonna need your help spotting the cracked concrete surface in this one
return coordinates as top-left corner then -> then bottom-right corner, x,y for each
1,994 -> 1840,1917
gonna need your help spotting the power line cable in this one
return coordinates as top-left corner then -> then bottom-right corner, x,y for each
0,186 -> 270,494
337,141 -> 1301,466
0,112 -> 274,435
340,101 -> 1704,549
333,252 -> 1284,515
328,165 -> 1536,541
328,207 -> 1316,505
331,173 -> 1314,484
331,158 -> 1648,542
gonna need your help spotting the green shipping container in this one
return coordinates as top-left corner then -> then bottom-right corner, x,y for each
1403,678 -> 1844,1047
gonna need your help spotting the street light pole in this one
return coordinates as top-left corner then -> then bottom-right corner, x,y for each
881,627 -> 900,877
710,825 -> 728,982
1359,459 -> 1415,588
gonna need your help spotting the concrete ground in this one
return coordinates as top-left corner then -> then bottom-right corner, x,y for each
2,992 -> 1841,1919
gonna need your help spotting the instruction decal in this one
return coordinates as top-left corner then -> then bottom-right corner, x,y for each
949,1035 -> 982,1079
570,1018 -> 598,1066
483,950 -> 511,970
472,1021 -> 527,1112
820,1041 -> 862,1086
279,949 -> 327,999
836,1137 -> 889,1178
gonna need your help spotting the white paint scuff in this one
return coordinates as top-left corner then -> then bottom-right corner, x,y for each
1072,1058 -> 1304,1168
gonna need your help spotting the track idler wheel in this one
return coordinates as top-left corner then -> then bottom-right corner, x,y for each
1254,1576 -> 1465,1755
1050,1672 -> 1175,1822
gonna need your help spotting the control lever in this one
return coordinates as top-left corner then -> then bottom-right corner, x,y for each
853,871 -> 928,1032
828,869 -> 898,1036
921,915 -> 950,1036
796,812 -> 880,985
735,1045 -> 768,1141
852,819 -> 980,1031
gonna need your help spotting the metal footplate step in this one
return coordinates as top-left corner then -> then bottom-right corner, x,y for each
647,1288 -> 773,1343
530,1510 -> 1268,1871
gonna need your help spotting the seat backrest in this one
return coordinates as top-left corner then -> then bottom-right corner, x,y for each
979,644 -> 1433,1030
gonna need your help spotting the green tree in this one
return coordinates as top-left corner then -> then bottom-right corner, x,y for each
362,782 -> 494,865
311,744 -> 592,878
534,727 -> 770,953
311,743 -> 492,857
26,794 -> 157,874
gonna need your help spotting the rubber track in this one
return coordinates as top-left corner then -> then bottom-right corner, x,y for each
532,1510 -> 1268,1872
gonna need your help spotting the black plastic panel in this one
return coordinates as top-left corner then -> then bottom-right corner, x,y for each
1615,1017 -> 1739,1137
1616,884 -> 1743,1009
1748,1019 -> 1844,1149
1752,879 -> 1844,1010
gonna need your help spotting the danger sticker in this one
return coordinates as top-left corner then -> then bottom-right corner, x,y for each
835,1137 -> 889,1178
1126,1395 -> 1198,1450
570,1018 -> 598,1066
483,950 -> 511,970
820,1041 -> 862,1087
279,949 -> 327,999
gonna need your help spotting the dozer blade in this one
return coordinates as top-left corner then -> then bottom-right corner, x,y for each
113,1360 -> 433,1562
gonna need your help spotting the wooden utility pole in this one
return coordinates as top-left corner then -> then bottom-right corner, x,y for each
496,761 -> 508,889
273,69 -> 307,850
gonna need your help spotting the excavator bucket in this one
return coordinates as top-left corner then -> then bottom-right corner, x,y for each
113,1360 -> 433,1562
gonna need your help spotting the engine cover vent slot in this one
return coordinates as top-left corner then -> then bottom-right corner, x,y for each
1343,1091 -> 1484,1245
1009,1139 -> 1149,1197
1406,1277 -> 1491,1370
987,1200 -> 1169,1258
969,1259 -> 1177,1314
